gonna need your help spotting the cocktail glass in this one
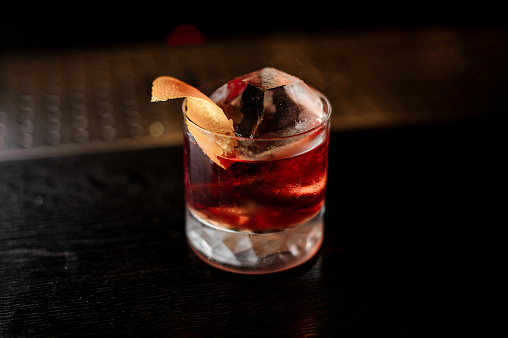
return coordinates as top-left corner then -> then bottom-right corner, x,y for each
183,78 -> 331,274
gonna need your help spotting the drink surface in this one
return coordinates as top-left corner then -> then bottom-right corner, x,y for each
184,133 -> 328,233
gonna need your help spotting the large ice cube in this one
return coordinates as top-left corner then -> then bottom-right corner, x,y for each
210,68 -> 325,138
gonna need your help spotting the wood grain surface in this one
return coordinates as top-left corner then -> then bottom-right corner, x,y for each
1,115 -> 501,336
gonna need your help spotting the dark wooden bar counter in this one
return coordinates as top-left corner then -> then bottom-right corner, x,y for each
1,115 -> 502,336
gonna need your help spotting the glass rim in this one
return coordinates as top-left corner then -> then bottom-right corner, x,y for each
182,87 -> 332,142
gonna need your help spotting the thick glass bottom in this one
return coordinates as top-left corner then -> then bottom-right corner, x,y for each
186,206 -> 324,274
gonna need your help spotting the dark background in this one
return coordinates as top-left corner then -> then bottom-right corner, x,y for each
2,3 -> 506,50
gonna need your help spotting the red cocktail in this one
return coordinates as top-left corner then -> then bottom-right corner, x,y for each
182,68 -> 331,274
184,125 -> 329,233
152,67 -> 331,274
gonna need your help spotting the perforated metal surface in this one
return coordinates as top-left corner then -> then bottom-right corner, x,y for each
0,46 -> 184,160
1,28 -> 506,161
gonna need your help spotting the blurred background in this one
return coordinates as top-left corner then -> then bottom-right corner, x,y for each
2,3 -> 505,50
1,3 -> 506,160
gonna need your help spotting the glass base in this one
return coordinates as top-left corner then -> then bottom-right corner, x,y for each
186,207 -> 324,274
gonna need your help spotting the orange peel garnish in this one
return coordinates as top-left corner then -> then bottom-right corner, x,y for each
151,76 -> 236,168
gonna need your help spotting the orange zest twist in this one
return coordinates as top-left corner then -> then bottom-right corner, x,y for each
151,76 -> 236,168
